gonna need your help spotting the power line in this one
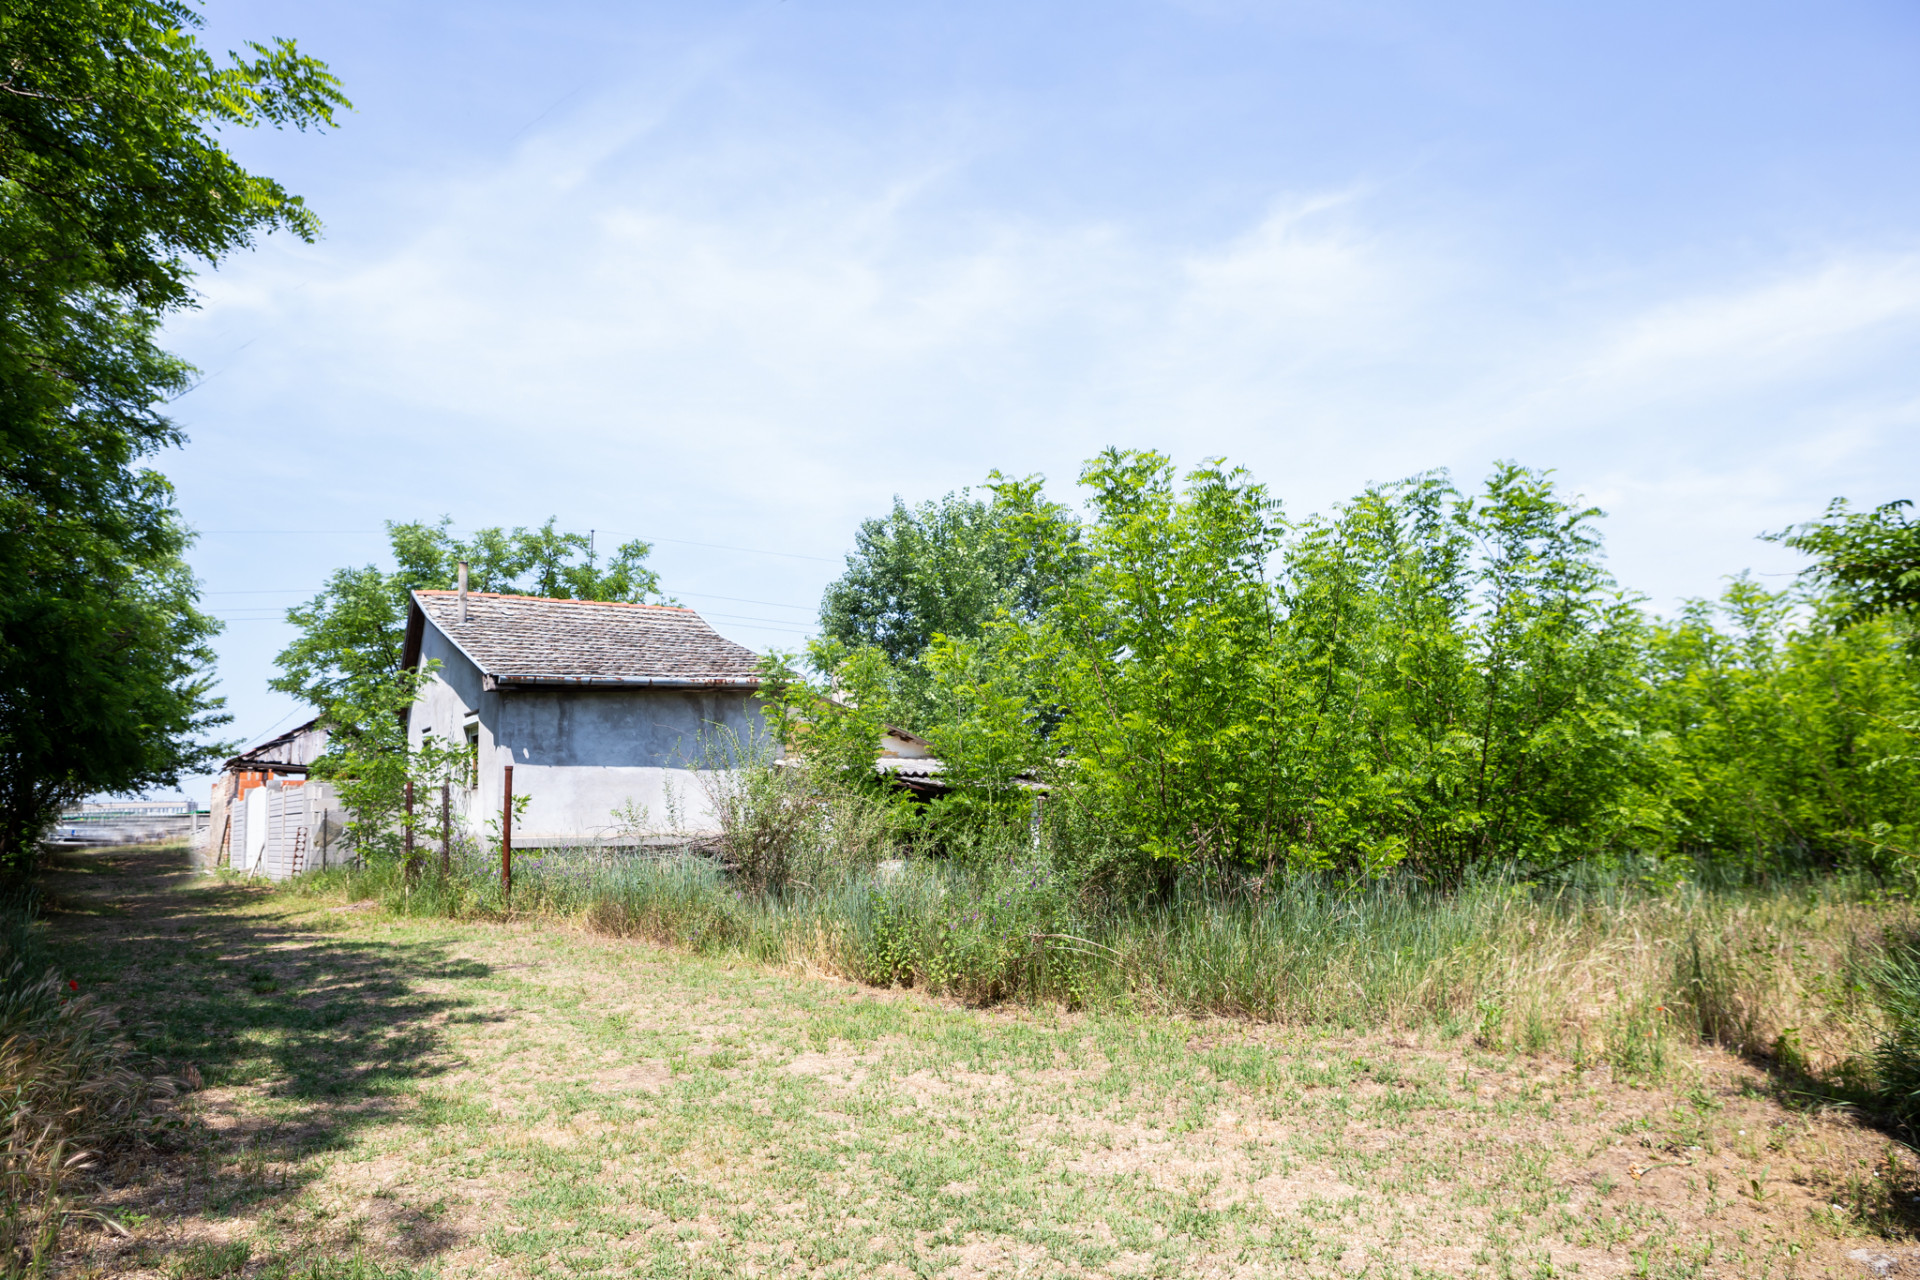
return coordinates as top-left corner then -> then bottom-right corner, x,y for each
198,585 -> 815,610
196,527 -> 841,563
698,611 -> 816,630
643,534 -> 837,564
664,589 -> 813,611
234,707 -> 305,751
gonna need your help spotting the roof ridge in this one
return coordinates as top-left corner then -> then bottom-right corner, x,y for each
415,589 -> 693,613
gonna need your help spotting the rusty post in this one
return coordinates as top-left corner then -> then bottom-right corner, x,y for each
502,764 -> 513,906
440,783 -> 451,877
404,780 -> 416,884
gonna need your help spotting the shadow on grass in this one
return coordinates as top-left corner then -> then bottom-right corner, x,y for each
37,843 -> 485,1264
1742,1062 -> 1920,1238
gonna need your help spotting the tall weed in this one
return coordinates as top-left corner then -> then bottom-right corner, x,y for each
694,730 -> 905,893
0,882 -> 156,1275
290,831 -> 1908,1084
1867,928 -> 1920,1123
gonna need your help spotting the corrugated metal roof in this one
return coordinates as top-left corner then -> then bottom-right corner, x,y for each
411,590 -> 762,687
875,757 -> 946,777
873,756 -> 1047,792
223,718 -> 329,773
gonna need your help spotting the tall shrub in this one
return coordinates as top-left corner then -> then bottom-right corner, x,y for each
990,457 -> 1663,882
1018,451 -> 1286,874
1647,578 -> 1920,872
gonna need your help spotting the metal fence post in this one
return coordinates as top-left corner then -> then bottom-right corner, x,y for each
404,780 -> 416,884
502,764 -> 514,906
440,783 -> 451,878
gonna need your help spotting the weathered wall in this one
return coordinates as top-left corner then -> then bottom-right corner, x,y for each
254,782 -> 348,881
410,624 -> 496,753
206,766 -> 311,869
494,686 -> 758,768
407,622 -> 767,843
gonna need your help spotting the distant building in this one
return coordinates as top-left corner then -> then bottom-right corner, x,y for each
401,589 -> 767,846
66,799 -> 195,818
869,724 -> 1047,802
206,717 -> 332,869
49,798 -> 201,848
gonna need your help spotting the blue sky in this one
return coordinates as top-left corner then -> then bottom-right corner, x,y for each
160,0 -> 1920,797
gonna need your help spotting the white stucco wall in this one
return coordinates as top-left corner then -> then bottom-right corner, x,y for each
407,620 -> 766,844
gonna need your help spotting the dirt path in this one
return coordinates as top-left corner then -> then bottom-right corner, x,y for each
42,843 -> 486,1277
40,844 -> 1920,1279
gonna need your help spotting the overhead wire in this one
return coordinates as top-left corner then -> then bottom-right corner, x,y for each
196,527 -> 840,563
192,530 -> 829,631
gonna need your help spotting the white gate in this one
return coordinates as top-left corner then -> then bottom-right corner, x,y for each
244,788 -> 269,871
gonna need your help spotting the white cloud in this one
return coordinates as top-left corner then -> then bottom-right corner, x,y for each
183,140 -> 1416,481
170,123 -> 1920,628
1582,254 -> 1920,396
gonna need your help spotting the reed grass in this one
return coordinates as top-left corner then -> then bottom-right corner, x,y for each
289,840 -> 1911,1090
1868,926 -> 1920,1121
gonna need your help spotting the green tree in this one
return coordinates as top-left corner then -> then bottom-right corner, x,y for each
817,478 -> 1082,728
1439,465 -> 1665,877
0,528 -> 227,868
1774,499 -> 1920,636
0,0 -> 347,868
1637,498 -> 1920,874
801,454 -> 1920,886
1272,465 -> 1664,880
972,456 -> 1664,884
1263,473 -> 1475,877
1013,451 -> 1288,876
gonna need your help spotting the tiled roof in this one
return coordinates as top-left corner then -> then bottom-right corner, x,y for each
412,591 -> 762,686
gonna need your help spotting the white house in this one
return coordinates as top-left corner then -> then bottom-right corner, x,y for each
401,587 -> 767,846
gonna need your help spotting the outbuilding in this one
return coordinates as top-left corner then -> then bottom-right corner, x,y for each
204,717 -> 333,870
401,588 -> 767,846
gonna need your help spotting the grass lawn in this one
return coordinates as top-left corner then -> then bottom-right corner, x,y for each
41,844 -> 1919,1279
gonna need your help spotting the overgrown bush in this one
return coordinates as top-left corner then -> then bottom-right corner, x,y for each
693,730 -> 811,892
695,729 -> 905,894
834,857 -> 1081,1002
772,454 -> 1920,889
1646,580 -> 1920,874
